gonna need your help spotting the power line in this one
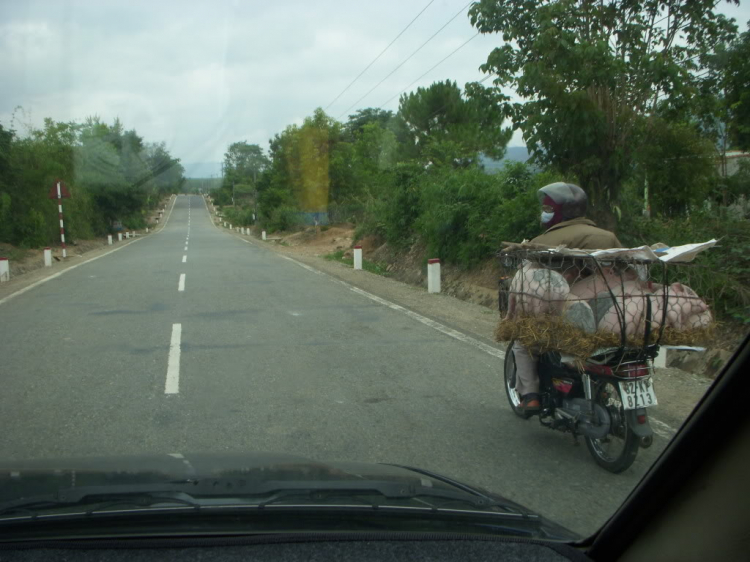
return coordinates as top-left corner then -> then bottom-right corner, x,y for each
379,32 -> 480,109
337,1 -> 473,120
324,0 -> 435,111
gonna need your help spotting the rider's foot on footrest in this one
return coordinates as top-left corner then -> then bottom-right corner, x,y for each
520,394 -> 541,414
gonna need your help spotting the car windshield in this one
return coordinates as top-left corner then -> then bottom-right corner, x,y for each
1,0 -> 749,541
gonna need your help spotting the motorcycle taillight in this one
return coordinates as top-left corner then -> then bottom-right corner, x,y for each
617,363 -> 650,378
552,378 -> 574,394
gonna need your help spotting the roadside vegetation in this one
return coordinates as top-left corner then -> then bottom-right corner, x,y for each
0,115 -> 185,247
324,249 -> 390,277
212,2 -> 749,323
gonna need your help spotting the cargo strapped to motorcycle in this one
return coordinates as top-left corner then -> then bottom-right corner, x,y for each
495,242 -> 716,360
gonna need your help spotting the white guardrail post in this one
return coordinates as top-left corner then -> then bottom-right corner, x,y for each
44,247 -> 52,267
0,257 -> 9,282
353,245 -> 363,270
107,234 -> 113,245
427,258 -> 441,294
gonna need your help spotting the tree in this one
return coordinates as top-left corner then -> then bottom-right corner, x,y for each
397,80 -> 511,167
719,21 -> 750,151
469,0 -> 738,227
633,120 -> 717,216
222,142 -> 270,201
344,108 -> 394,140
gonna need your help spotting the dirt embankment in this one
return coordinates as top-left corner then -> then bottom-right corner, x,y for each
270,225 -> 503,311
269,224 -> 741,378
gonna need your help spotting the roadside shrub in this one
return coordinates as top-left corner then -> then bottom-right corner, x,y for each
416,163 -> 561,268
267,205 -> 301,232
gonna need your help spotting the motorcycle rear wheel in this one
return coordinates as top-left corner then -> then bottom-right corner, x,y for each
504,342 -> 533,419
585,380 -> 640,473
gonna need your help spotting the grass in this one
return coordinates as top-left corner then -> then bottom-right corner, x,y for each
1,247 -> 30,262
324,249 -> 390,276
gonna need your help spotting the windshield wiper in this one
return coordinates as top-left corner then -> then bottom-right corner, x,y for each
0,479 -> 522,521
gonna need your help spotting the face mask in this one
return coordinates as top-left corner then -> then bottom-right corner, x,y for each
541,211 -> 555,225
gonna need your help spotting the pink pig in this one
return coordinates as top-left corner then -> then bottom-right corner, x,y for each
652,283 -> 710,330
506,263 -> 570,319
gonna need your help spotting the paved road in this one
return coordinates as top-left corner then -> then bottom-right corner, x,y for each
0,195 -> 673,536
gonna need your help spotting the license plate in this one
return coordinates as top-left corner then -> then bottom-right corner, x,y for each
619,377 -> 658,410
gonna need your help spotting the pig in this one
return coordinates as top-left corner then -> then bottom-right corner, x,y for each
652,283 -> 711,330
569,267 -> 648,301
505,263 -> 570,319
595,293 -> 651,338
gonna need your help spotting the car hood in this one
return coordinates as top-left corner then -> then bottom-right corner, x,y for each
0,452 -> 578,540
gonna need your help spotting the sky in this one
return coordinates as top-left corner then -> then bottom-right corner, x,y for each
2,0 -> 749,177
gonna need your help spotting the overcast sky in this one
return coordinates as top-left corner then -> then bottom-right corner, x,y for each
2,0 -> 749,176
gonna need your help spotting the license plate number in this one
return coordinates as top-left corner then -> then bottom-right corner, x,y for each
619,377 -> 658,410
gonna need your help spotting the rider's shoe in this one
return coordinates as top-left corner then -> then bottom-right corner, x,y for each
520,393 -> 541,414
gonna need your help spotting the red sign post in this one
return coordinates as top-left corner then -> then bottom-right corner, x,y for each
48,180 -> 71,258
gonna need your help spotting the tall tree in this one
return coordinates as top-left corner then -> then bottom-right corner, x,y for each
222,142 -> 269,192
397,80 -> 511,167
469,0 -> 738,227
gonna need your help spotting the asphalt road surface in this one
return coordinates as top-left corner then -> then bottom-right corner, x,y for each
0,195 -> 679,536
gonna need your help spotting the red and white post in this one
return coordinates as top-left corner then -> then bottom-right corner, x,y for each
427,258 -> 441,294
353,245 -> 363,270
56,181 -> 67,258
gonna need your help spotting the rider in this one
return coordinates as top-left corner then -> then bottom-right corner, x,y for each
516,182 -> 623,414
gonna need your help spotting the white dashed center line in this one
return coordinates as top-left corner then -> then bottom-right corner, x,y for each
182,255 -> 187,263
178,273 -> 186,292
165,323 -> 182,394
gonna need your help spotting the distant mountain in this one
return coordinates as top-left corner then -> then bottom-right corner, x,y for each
480,146 -> 531,174
183,161 -> 222,178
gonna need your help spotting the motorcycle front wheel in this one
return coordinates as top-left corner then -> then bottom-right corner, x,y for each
585,380 -> 640,473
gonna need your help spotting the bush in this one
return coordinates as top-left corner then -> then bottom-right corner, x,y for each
267,205 -> 301,232
415,163 -> 561,268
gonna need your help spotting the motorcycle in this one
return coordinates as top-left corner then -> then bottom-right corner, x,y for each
504,343 -> 657,473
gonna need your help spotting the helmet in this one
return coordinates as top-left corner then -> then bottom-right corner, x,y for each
537,182 -> 588,226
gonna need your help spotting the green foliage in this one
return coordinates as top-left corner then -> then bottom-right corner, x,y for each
267,205 -> 302,233
469,0 -> 739,227
220,141 -> 269,204
0,116 -> 184,247
223,205 -> 256,227
398,80 -> 511,165
716,22 -> 750,151
324,249 -> 389,276
633,120 -> 718,216
416,162 -> 560,267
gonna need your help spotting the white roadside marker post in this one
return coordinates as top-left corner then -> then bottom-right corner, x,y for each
0,257 -> 9,282
107,234 -> 113,245
262,231 -> 267,241
428,258 -> 441,294
653,349 -> 668,369
118,232 -> 123,242
44,247 -> 52,267
125,231 -> 130,239
353,245 -> 363,270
